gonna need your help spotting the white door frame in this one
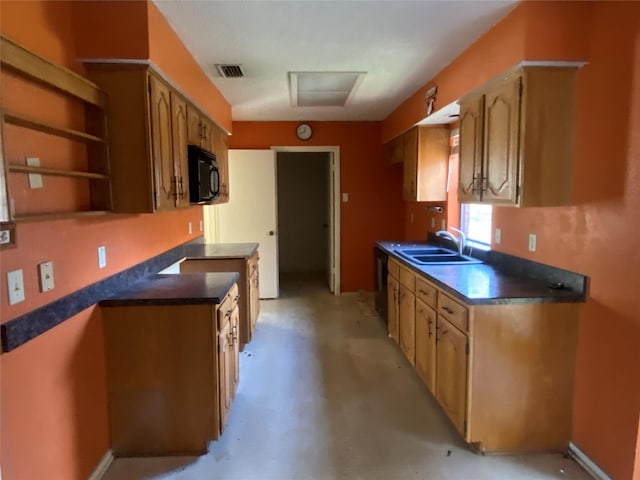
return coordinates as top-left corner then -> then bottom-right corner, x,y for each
272,146 -> 340,296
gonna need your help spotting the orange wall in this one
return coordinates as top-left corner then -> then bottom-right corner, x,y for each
72,1 -> 232,132
0,1 -> 229,478
147,3 -> 232,132
230,122 -> 404,291
383,2 -> 640,478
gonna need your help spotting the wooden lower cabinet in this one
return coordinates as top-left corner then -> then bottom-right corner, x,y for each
415,299 -> 437,392
387,260 -> 579,453
180,252 -> 260,347
102,284 -> 240,456
436,316 -> 468,436
398,284 -> 416,365
217,287 -> 240,431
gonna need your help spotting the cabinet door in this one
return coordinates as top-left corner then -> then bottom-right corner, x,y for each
217,319 -> 232,432
415,299 -> 437,393
200,117 -> 214,153
387,275 -> 399,343
148,74 -> 176,211
436,317 -> 468,436
458,95 -> 484,202
482,75 -> 521,205
249,269 -> 260,333
187,105 -> 202,146
171,93 -> 190,208
402,127 -> 418,201
212,125 -> 229,203
399,285 -> 416,365
230,305 -> 240,390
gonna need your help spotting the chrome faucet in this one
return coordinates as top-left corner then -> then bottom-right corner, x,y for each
435,227 -> 466,255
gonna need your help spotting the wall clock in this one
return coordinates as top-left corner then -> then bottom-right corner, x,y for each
296,123 -> 313,141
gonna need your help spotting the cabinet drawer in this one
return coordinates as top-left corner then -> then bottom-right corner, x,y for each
438,292 -> 468,333
388,258 -> 401,279
415,277 -> 437,309
399,266 -> 416,292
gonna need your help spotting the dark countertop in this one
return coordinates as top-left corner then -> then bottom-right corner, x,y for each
376,241 -> 586,305
184,242 -> 259,260
99,272 -> 239,307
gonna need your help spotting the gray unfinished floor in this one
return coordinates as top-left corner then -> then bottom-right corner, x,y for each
102,274 -> 590,480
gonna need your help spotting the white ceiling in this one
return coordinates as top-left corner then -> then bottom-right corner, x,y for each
153,0 -> 518,122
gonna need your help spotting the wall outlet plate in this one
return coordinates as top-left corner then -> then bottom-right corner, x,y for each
495,228 -> 502,244
199,220 -> 203,232
7,269 -> 25,305
38,261 -> 54,292
98,246 -> 107,268
528,234 -> 537,252
26,157 -> 43,189
188,222 -> 193,234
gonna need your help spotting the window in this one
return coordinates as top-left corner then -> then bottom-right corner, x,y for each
460,204 -> 492,249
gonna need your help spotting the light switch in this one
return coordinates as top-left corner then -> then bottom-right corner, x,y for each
98,246 -> 107,268
199,220 -> 203,232
410,213 -> 414,223
495,228 -> 502,244
38,262 -> 54,292
528,234 -> 537,252
188,222 -> 193,234
26,157 -> 43,189
7,269 -> 25,305
431,218 -> 435,228
342,193 -> 349,203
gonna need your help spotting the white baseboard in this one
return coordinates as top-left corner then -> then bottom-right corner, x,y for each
568,442 -> 612,480
88,450 -> 114,480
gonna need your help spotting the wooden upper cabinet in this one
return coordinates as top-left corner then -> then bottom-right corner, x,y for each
171,93 -> 190,208
401,125 -> 449,202
385,136 -> 404,166
483,76 -> 520,205
85,62 -> 229,212
458,66 -> 578,207
458,96 -> 484,203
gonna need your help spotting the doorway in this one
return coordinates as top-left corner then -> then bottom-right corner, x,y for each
276,151 -> 331,291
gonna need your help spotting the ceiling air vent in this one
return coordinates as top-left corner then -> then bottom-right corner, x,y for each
216,64 -> 244,78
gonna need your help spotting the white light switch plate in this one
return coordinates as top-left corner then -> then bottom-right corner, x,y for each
199,220 -> 203,232
26,157 -> 43,189
431,218 -> 435,228
188,222 -> 193,234
495,228 -> 502,244
38,262 -> 54,292
7,269 -> 25,305
98,246 -> 107,268
342,193 -> 349,203
528,234 -> 537,252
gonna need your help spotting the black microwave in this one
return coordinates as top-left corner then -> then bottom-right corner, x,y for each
188,145 -> 220,204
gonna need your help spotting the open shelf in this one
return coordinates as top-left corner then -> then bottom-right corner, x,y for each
8,164 -> 110,181
0,34 -> 113,223
3,111 -> 106,144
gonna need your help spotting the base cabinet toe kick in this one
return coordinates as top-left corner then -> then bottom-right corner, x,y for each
387,257 -> 580,453
100,274 -> 241,457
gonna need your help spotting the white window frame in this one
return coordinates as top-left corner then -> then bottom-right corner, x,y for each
460,203 -> 492,250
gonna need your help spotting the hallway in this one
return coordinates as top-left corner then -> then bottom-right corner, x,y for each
102,275 -> 590,480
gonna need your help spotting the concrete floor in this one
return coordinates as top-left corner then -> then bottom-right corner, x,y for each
102,274 -> 591,480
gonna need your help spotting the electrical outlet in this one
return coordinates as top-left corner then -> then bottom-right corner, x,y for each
98,246 -> 107,268
26,157 -> 43,189
495,228 -> 502,244
188,222 -> 193,234
199,220 -> 203,232
441,219 -> 446,230
431,218 -> 435,228
528,234 -> 537,252
7,269 -> 25,305
342,192 -> 349,203
38,262 -> 55,292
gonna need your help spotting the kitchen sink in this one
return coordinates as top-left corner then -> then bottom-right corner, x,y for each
395,247 -> 482,265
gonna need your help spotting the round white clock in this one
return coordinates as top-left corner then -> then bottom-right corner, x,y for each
296,123 -> 312,141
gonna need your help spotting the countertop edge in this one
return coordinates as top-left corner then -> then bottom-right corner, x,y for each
376,241 -> 587,305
